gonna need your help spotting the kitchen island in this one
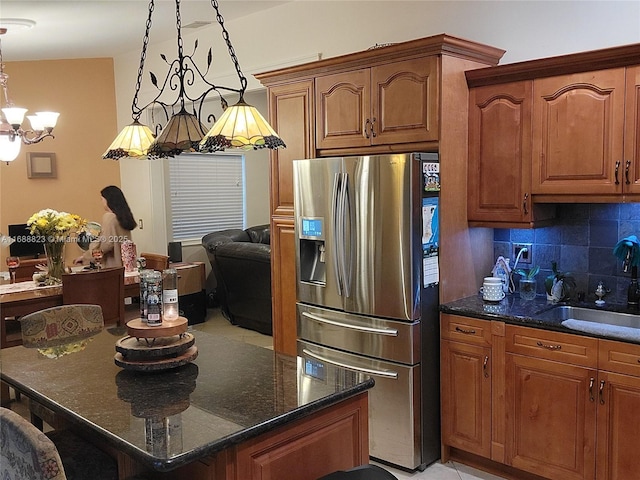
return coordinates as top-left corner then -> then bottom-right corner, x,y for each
0,327 -> 373,479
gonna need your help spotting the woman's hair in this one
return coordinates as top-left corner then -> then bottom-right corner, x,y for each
100,185 -> 137,231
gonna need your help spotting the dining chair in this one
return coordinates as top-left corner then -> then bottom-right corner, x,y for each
19,304 -> 104,349
62,267 -> 125,326
0,406 -> 118,480
140,252 -> 170,271
19,304 -> 105,431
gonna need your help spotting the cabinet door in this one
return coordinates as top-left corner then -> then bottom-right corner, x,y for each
596,371 -> 640,480
624,65 -> 640,195
468,81 -> 533,224
532,69 -> 625,195
268,81 -> 315,217
505,354 -> 596,480
315,69 -> 370,149
441,340 -> 492,458
371,57 -> 438,145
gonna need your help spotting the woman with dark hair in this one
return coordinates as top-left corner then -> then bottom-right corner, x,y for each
74,185 -> 137,268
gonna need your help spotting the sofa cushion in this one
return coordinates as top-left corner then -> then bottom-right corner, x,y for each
245,224 -> 270,245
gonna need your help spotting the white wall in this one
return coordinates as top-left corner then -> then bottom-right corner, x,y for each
113,0 -> 640,255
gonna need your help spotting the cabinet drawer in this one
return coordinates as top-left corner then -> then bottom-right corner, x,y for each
599,339 -> 640,377
441,314 -> 491,346
506,325 -> 597,367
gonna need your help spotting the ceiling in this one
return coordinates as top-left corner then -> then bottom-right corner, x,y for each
0,1 -> 290,62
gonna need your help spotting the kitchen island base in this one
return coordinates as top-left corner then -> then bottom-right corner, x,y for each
109,392 -> 369,480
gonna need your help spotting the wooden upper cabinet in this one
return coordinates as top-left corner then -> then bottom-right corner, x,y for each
267,80 -> 315,217
531,68 -> 626,195
624,65 -> 640,195
468,81 -> 534,226
315,57 -> 438,150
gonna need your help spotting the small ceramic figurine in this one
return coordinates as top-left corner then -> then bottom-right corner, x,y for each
595,281 -> 606,306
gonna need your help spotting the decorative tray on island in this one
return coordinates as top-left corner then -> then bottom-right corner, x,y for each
114,316 -> 198,372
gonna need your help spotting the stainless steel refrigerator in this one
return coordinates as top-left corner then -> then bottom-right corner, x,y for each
294,153 -> 440,471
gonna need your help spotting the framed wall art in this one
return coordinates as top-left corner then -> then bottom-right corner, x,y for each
27,152 -> 57,179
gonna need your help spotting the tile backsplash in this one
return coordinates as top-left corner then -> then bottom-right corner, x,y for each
493,204 -> 640,305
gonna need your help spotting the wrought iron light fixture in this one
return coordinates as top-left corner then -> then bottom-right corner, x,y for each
103,0 -> 285,160
0,30 -> 60,163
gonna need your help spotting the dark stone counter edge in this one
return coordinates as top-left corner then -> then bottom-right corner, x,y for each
440,293 -> 640,346
1,374 -> 375,472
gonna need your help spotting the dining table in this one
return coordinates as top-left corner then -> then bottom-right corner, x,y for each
0,327 -> 374,480
0,269 -> 140,349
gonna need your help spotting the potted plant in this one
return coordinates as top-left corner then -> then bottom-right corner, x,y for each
544,261 -> 576,302
514,265 -> 540,300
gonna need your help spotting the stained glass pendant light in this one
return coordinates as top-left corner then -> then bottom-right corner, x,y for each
103,0 -> 285,160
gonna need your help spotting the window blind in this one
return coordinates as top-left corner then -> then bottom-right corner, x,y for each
168,153 -> 244,241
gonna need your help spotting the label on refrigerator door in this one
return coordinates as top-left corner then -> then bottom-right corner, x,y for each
422,197 -> 439,253
422,197 -> 439,287
423,253 -> 439,287
423,161 -> 440,192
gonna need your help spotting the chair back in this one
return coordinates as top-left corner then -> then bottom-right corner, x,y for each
13,258 -> 48,282
140,252 -> 170,271
0,406 -> 67,480
62,267 -> 124,326
19,304 -> 104,348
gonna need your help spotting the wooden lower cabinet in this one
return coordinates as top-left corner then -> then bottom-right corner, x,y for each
442,317 -> 640,480
441,339 -> 492,458
505,353 -> 596,480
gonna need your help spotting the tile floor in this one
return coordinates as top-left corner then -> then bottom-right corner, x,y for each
192,308 -> 508,480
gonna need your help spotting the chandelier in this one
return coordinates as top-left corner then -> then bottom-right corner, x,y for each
103,0 -> 285,160
0,33 -> 60,164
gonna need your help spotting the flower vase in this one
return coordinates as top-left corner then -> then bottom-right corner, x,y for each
44,240 -> 66,283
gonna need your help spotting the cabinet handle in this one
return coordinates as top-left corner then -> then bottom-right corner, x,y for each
536,341 -> 562,350
455,326 -> 476,335
615,161 -> 621,185
364,119 -> 371,139
589,377 -> 595,402
599,379 -> 606,405
483,355 -> 489,378
523,193 -> 529,215
370,117 -> 377,138
625,160 -> 631,185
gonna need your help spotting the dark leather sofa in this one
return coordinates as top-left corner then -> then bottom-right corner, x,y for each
201,225 -> 272,335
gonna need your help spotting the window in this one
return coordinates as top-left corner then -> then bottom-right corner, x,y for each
168,152 -> 245,242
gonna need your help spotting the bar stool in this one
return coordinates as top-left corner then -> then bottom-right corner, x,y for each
318,464 -> 398,479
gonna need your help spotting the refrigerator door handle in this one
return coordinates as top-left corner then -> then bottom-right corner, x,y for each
302,348 -> 399,379
332,172 -> 343,296
301,311 -> 399,336
342,172 -> 352,298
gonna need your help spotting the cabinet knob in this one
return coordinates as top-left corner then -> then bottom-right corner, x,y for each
483,355 -> 489,378
599,379 -> 606,405
370,117 -> 377,138
615,161 -> 621,185
589,377 -> 595,402
364,119 -> 371,139
523,193 -> 529,215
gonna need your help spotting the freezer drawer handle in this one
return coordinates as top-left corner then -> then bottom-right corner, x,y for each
302,348 -> 399,379
302,311 -> 399,336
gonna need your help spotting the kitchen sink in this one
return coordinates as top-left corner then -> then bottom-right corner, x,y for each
535,305 -> 640,329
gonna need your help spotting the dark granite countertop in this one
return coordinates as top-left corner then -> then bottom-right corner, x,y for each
0,328 -> 374,472
441,293 -> 640,345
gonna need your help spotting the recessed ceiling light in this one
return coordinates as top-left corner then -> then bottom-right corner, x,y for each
0,18 -> 37,34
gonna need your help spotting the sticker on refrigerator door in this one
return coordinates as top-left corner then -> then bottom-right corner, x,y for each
422,197 -> 439,253
423,161 -> 440,192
